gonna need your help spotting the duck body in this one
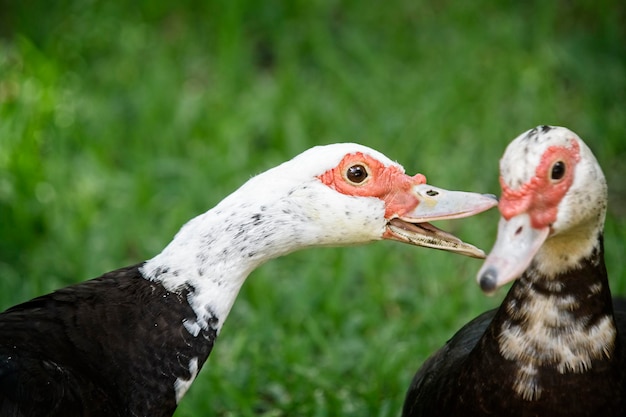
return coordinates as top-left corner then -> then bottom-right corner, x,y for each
0,143 -> 496,416
403,126 -> 626,417
0,265 -> 213,417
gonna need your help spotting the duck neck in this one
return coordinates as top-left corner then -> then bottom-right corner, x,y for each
139,198 -> 308,336
484,232 -> 617,400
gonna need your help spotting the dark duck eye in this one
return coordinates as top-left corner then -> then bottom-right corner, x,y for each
346,164 -> 368,184
551,161 -> 566,181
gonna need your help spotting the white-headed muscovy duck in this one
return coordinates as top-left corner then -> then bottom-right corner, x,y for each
402,126 -> 626,417
0,143 -> 497,417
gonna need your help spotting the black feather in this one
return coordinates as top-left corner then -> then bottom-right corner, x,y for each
0,264 -> 216,417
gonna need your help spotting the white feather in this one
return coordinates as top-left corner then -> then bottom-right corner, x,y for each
174,357 -> 199,403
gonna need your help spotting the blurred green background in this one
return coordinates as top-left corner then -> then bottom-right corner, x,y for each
1,1 -> 625,415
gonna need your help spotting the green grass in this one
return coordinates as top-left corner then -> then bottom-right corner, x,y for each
1,1 -> 625,415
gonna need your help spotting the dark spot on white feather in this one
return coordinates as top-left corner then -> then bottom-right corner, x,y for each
153,266 -> 170,279
204,306 -> 220,330
201,234 -> 217,247
185,283 -> 198,295
196,252 -> 208,264
251,213 -> 263,225
523,127 -> 538,141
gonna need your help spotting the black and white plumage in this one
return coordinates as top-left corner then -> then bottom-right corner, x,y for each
0,143 -> 497,417
402,126 -> 626,417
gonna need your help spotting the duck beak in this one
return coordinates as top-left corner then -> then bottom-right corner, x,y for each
384,184 -> 498,259
476,213 -> 550,293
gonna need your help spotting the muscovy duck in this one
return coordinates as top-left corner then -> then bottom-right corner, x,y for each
402,126 -> 625,417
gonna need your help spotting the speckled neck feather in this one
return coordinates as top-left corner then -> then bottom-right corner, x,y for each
477,233 -> 617,401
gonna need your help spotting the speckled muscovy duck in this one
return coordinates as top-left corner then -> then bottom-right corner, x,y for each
402,126 -> 626,417
0,143 -> 496,417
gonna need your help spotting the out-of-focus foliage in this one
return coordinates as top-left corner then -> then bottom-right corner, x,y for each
1,1 -> 624,415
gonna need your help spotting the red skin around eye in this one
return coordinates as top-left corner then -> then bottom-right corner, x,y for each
317,152 -> 427,218
499,140 -> 581,229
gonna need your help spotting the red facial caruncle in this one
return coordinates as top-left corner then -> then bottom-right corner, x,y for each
499,140 -> 581,230
317,152 -> 427,218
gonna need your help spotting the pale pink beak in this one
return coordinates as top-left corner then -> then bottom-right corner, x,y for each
385,184 -> 498,259
476,213 -> 550,293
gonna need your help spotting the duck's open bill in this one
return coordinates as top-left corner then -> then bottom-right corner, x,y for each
384,184 -> 498,258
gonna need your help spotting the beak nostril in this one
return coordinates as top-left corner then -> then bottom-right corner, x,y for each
426,189 -> 439,197
515,226 -> 523,235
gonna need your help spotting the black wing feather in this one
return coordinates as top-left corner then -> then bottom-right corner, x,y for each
402,309 -> 496,416
0,264 -> 214,417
